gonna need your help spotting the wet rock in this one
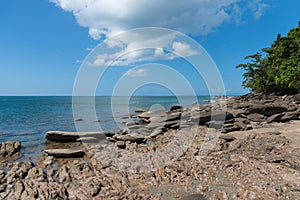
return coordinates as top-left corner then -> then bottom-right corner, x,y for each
45,148 -> 85,158
45,131 -> 114,142
135,109 -> 147,113
74,118 -> 83,122
170,105 -> 183,111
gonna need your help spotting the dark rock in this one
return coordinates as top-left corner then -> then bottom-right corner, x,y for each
165,112 -> 182,122
246,104 -> 287,116
267,113 -> 283,123
74,118 -> 83,122
45,131 -> 114,142
45,149 -> 85,158
247,113 -> 265,122
219,135 -> 237,142
280,111 -> 299,122
138,112 -> 151,119
114,134 -> 145,143
170,105 -> 183,111
115,141 -> 126,149
294,93 -> 300,104
222,125 -> 241,133
135,109 -> 147,113
192,111 -> 233,125
139,118 -> 151,124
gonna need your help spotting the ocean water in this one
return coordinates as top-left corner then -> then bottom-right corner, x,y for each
0,96 -> 211,160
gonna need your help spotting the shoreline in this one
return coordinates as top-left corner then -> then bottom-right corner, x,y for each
0,93 -> 300,199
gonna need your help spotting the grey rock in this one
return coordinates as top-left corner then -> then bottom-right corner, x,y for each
170,105 -> 183,111
246,104 -> 287,116
220,135 -> 237,142
115,141 -> 126,149
247,113 -> 265,122
294,93 -> 300,104
76,137 -> 99,143
45,149 -> 85,158
280,111 -> 299,122
267,113 -> 283,123
134,109 -> 147,113
0,141 -> 21,158
114,134 -> 145,143
45,131 -> 114,142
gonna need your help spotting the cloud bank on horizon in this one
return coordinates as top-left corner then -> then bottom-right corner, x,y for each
50,0 -> 269,40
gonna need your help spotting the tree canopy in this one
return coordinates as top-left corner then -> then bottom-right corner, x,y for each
236,22 -> 300,94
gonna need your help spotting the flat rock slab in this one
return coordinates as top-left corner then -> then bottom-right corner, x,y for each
45,149 -> 85,158
45,131 -> 114,142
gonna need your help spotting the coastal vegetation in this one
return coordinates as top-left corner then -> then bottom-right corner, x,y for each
236,22 -> 300,94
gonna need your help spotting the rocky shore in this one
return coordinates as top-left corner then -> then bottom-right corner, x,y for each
1,93 -> 300,199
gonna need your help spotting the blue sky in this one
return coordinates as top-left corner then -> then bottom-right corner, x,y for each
0,0 -> 299,96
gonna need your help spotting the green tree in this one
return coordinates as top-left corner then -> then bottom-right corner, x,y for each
236,22 -> 300,94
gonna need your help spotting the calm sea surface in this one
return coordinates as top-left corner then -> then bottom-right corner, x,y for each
0,96 -> 212,160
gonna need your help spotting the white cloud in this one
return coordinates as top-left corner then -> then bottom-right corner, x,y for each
248,0 -> 270,20
125,68 -> 147,77
87,32 -> 181,67
50,0 -> 269,40
51,0 -> 269,66
172,42 -> 197,57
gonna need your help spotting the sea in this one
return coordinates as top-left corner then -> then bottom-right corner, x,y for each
0,96 -> 214,161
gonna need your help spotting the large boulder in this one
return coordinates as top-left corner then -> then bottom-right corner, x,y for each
113,134 -> 146,143
294,94 -> 300,104
280,111 -> 300,122
170,105 -> 183,111
191,110 -> 234,125
45,131 -> 115,142
246,104 -> 287,116
247,113 -> 265,122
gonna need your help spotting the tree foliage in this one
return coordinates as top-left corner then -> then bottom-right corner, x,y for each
236,22 -> 300,94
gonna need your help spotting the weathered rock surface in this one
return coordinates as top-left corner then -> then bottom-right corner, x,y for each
2,93 -> 299,199
45,131 -> 115,142
44,148 -> 85,158
0,141 -> 21,158
2,122 -> 300,199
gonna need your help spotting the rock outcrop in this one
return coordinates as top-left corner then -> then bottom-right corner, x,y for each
0,141 -> 21,158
